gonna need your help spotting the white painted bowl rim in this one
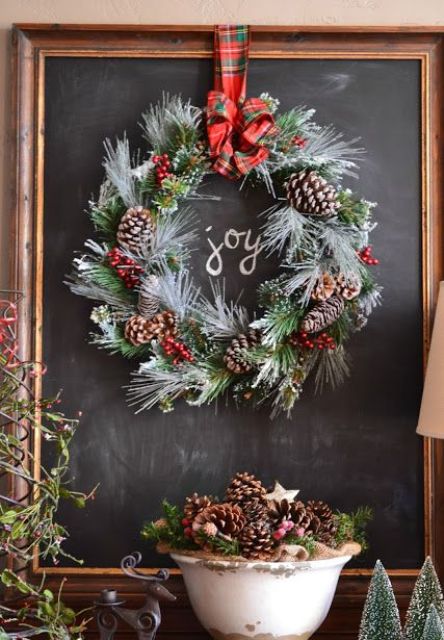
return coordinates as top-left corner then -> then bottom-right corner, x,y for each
171,552 -> 352,571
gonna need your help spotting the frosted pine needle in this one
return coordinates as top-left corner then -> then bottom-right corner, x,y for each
103,136 -> 137,207
261,204 -> 306,256
155,267 -> 200,321
197,281 -> 250,339
140,93 -> 202,151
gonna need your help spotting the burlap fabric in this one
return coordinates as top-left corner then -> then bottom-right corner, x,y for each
157,540 -> 361,563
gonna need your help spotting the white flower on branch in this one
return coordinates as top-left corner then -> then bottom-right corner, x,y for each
90,305 -> 112,325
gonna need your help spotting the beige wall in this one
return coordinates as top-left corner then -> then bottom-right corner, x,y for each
1,0 -> 444,288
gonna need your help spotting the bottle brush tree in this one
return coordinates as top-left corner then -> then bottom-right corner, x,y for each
404,557 -> 444,640
422,605 -> 444,640
358,559 -> 402,640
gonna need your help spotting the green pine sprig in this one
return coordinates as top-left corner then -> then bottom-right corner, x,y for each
334,506 -> 373,551
90,196 -> 126,241
141,500 -> 197,551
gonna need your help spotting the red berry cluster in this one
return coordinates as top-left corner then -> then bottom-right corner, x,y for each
358,245 -> 379,266
272,519 -> 295,541
160,337 -> 194,365
107,247 -> 143,289
181,518 -> 193,538
292,135 -> 306,148
294,331 -> 337,351
153,153 -> 173,186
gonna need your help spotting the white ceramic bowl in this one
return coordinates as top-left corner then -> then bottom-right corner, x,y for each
171,552 -> 351,640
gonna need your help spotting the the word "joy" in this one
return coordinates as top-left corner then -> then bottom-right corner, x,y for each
205,226 -> 263,277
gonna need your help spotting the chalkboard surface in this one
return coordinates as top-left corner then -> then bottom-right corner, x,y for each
42,57 -> 423,569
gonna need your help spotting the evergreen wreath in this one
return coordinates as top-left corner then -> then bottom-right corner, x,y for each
67,92 -> 381,418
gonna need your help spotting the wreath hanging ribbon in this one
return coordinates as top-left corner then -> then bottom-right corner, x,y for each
206,25 -> 279,179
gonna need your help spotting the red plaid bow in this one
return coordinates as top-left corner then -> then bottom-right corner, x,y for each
207,26 -> 278,180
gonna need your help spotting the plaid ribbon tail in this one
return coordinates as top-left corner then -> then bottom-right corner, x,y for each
207,25 -> 278,180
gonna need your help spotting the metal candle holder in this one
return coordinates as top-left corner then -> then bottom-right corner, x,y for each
94,552 -> 176,640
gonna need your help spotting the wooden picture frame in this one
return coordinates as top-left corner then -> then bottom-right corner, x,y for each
10,24 -> 444,637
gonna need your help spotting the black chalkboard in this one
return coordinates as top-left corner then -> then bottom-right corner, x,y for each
42,56 -> 423,569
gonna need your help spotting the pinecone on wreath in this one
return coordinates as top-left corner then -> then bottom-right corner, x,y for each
193,503 -> 246,537
117,206 -> 156,253
335,273 -> 362,301
183,493 -> 213,522
224,329 -> 261,374
300,296 -> 345,333
124,310 -> 177,346
238,521 -> 274,560
225,472 -> 267,507
285,170 -> 340,216
311,272 -> 337,301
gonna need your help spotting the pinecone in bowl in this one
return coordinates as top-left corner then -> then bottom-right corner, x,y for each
192,503 -> 246,538
225,472 -> 267,507
238,521 -> 274,560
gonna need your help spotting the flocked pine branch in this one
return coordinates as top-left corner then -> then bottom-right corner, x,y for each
128,360 -> 191,412
66,241 -> 134,309
261,204 -> 307,256
128,346 -> 235,413
263,106 -> 318,174
251,343 -> 297,390
68,277 -> 133,310
97,178 -> 118,207
252,298 -> 304,347
283,260 -> 323,305
313,345 -> 350,392
275,106 -> 318,140
263,107 -> 364,179
197,281 -> 250,339
300,124 -> 364,178
152,207 -> 198,261
128,356 -> 222,412
358,285 -> 383,318
318,218 -> 366,278
103,136 -> 138,207
270,375 -> 303,419
154,266 -> 200,321
140,93 -> 202,152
